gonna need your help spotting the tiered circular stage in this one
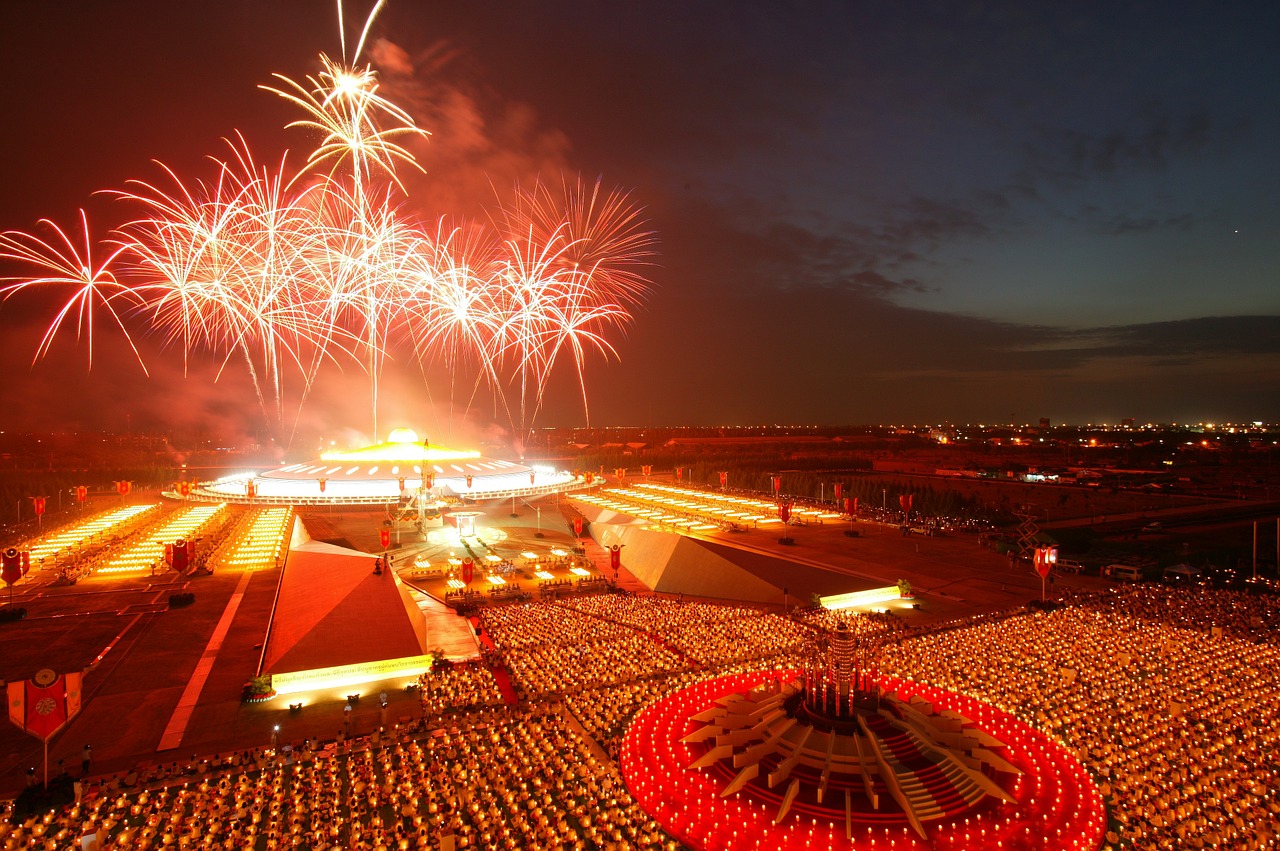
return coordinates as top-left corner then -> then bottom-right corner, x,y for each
621,667 -> 1106,850
176,428 -> 584,506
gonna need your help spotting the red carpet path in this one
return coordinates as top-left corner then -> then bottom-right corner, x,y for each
470,616 -> 520,706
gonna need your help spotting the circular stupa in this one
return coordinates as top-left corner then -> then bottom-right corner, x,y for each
177,428 -> 583,506
621,623 -> 1106,850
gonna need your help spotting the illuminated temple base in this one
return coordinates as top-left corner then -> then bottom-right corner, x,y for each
621,671 -> 1106,850
271,654 -> 432,697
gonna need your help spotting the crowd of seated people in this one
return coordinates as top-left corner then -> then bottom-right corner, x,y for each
876,588 -> 1280,850
3,582 -> 1277,851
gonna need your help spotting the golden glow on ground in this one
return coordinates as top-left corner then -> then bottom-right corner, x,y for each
573,482 -> 845,535
218,507 -> 293,571
424,526 -> 509,549
22,503 -> 159,568
98,504 -> 228,574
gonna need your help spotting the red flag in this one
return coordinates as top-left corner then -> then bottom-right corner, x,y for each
610,544 -> 622,569
318,477 -> 327,493
21,551 -> 30,577
530,471 -> 536,485
642,465 -> 652,477
1,548 -> 19,586
246,481 -> 257,499
164,543 -> 174,566
675,467 -> 683,482
833,483 -> 843,502
32,496 -> 46,516
75,486 -> 87,503
115,480 -> 132,497
379,528 -> 391,548
573,517 -> 584,537
779,502 -> 792,523
719,471 -> 728,488
772,476 -> 781,494
853,496 -> 859,515
899,493 -> 913,513
423,472 -> 434,489
465,474 -> 474,489
172,539 -> 189,572
398,477 -> 407,493
1035,546 -> 1057,578
8,671 -> 83,742
178,481 -> 192,497
843,496 -> 853,515
584,472 -> 595,485
461,557 -> 474,585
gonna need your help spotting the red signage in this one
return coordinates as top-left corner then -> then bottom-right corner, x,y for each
610,544 -> 622,570
573,517 -> 584,537
461,557 -> 474,585
379,528 -> 391,549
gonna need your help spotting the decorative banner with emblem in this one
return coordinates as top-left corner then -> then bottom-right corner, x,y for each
7,669 -> 83,743
610,544 -> 623,570
461,557 -> 474,585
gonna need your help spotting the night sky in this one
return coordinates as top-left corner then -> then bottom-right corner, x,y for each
1,1 -> 1278,445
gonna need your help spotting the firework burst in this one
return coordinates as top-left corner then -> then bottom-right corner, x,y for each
0,2 -> 655,444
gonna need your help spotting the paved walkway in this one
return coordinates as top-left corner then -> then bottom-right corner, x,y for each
156,569 -> 255,751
